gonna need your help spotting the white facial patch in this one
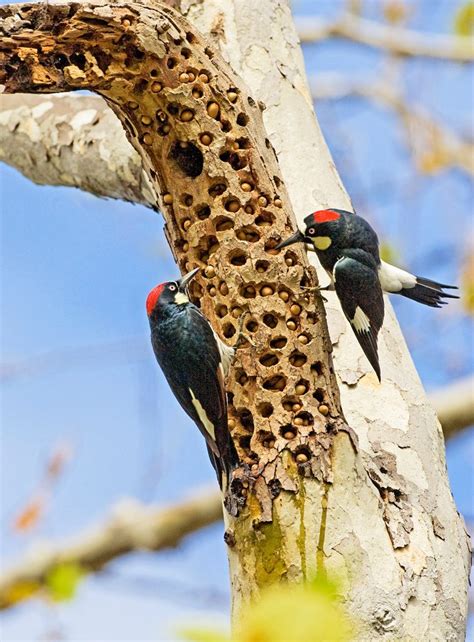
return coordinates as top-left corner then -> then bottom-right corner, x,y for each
313,236 -> 332,251
189,388 -> 216,441
351,306 -> 371,333
174,291 -> 190,305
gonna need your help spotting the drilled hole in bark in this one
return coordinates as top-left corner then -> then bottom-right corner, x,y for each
192,86 -> 204,99
225,198 -> 241,213
311,361 -> 323,376
215,216 -> 234,232
258,403 -> 274,418
175,238 -> 188,253
220,150 -> 244,169
216,304 -> 228,318
219,281 -> 229,295
200,132 -> 213,146
289,351 -> 307,367
286,317 -> 299,332
181,47 -> 192,58
236,137 -> 251,149
297,333 -> 312,345
295,380 -> 309,396
246,319 -> 258,332
295,446 -> 312,464
294,411 -> 314,426
265,239 -> 280,255
235,369 -> 248,385
180,194 -> 193,207
236,226 -> 260,243
167,57 -> 177,69
258,430 -> 275,449
167,102 -> 180,116
283,251 -> 298,267
280,425 -> 297,440
259,284 -> 275,297
70,51 -> 87,69
221,120 -> 232,133
248,96 -> 256,108
196,205 -> 211,220
300,274 -> 310,288
229,251 -> 248,267
239,435 -> 251,450
223,322 -> 236,338
244,203 -> 255,215
282,396 -> 302,412
169,142 -> 203,178
240,284 -> 256,299
207,284 -> 217,296
307,311 -> 318,324
259,353 -> 279,367
54,53 -> 69,69
256,260 -> 269,273
150,68 -> 159,77
263,375 -> 287,391
270,336 -> 287,350
263,314 -> 278,329
186,32 -> 196,43
255,212 -> 275,227
236,113 -> 249,126
313,388 -> 326,403
238,409 -> 254,430
208,182 -> 228,198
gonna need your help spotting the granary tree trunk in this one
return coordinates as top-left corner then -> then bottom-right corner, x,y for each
0,2 -> 470,639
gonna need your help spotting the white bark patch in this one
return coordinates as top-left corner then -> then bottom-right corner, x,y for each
70,108 -> 99,129
189,388 -> 216,441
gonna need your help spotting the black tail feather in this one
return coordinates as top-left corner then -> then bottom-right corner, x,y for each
399,277 -> 459,307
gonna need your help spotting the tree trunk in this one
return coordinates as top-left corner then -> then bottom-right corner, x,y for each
0,2 -> 470,640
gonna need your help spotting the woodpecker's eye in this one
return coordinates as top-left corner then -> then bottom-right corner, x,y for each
169,284 -> 177,291
307,227 -> 316,236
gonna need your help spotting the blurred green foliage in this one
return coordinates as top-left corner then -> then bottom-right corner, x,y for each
454,1 -> 474,35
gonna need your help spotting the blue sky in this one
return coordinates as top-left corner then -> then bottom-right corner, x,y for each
1,1 -> 473,640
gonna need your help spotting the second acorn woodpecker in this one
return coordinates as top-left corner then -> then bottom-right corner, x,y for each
146,267 -> 239,492
276,208 -> 458,380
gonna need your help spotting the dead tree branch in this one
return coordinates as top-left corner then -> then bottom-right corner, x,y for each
296,13 -> 474,62
310,73 -> 474,177
0,491 -> 222,610
432,375 -> 474,441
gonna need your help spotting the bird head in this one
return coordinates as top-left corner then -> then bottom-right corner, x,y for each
276,209 -> 344,251
146,267 -> 199,317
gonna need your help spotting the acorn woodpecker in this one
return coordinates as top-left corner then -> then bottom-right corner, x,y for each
276,208 -> 458,381
146,267 -> 239,491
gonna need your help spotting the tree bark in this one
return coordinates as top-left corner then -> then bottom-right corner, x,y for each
0,2 -> 470,640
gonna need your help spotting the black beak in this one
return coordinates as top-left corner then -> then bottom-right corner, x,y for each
178,267 -> 199,292
275,229 -> 305,250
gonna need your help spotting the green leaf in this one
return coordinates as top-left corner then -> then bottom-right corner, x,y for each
454,2 -> 474,36
46,562 -> 83,602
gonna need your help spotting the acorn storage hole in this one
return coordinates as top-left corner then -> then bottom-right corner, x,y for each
289,351 -> 307,367
294,445 -> 312,465
294,411 -> 314,427
238,409 -> 254,430
169,141 -> 203,178
263,375 -> 287,391
216,304 -> 228,318
263,313 -> 278,329
240,284 -> 256,299
236,226 -> 260,243
264,239 -> 280,255
180,193 -> 193,207
311,361 -> 323,376
256,260 -> 269,273
246,318 -> 259,333
208,182 -> 228,198
284,251 -> 298,267
280,425 -> 297,440
223,322 -> 236,338
229,250 -> 248,267
236,113 -> 249,126
258,403 -> 274,418
282,396 -> 302,412
238,435 -> 251,450
259,353 -> 279,367
258,430 -> 275,449
295,380 -> 309,396
215,216 -> 234,232
235,369 -> 248,386
270,336 -> 287,350
255,211 -> 275,227
313,388 -> 326,403
196,205 -> 211,220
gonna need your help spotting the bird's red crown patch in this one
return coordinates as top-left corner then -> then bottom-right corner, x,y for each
146,283 -> 165,316
312,209 -> 341,224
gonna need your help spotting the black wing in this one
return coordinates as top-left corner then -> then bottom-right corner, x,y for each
151,304 -> 237,488
334,250 -> 384,381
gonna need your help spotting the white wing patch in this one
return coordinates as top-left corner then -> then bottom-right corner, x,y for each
379,261 -> 416,293
189,388 -> 216,441
351,306 -> 371,333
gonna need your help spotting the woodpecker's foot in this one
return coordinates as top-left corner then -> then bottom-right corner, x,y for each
234,311 -> 256,349
299,284 -> 333,303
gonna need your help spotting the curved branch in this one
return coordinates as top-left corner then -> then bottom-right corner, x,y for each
296,13 -> 474,62
0,93 -> 155,206
431,375 -> 474,440
0,491 -> 222,610
310,73 -> 474,177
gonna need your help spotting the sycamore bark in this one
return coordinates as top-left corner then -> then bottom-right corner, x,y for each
0,1 -> 470,639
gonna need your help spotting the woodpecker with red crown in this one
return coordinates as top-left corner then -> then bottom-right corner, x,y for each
146,267 -> 239,493
276,208 -> 458,381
